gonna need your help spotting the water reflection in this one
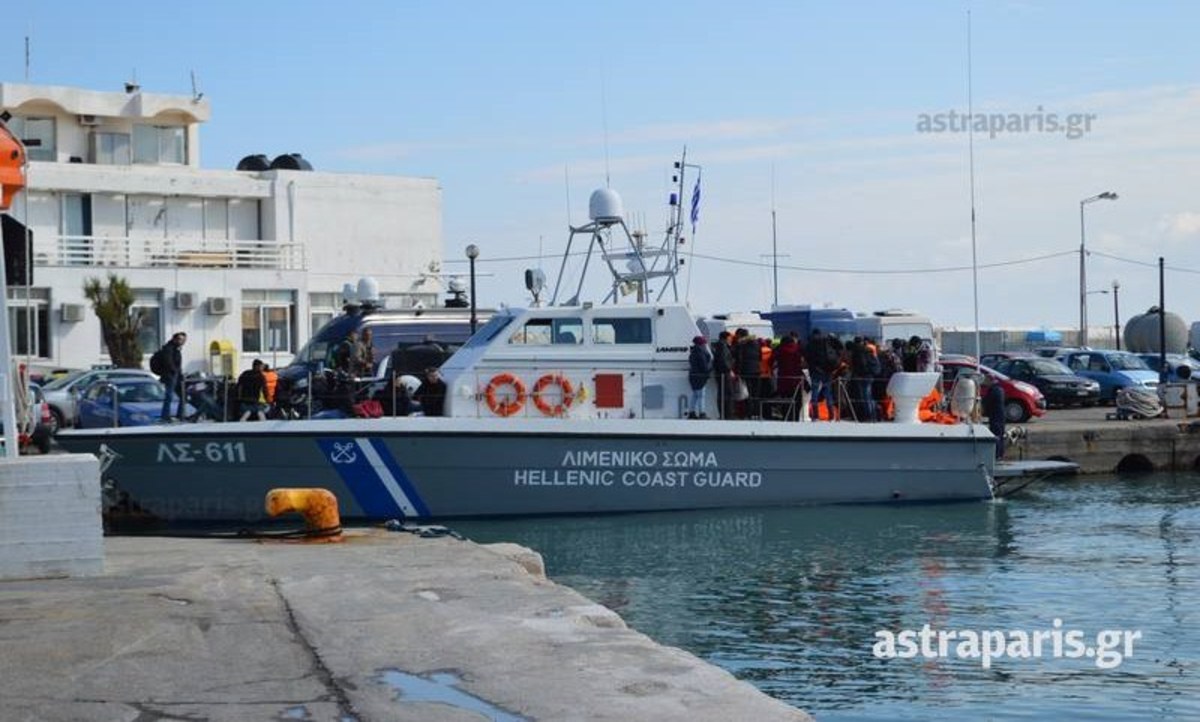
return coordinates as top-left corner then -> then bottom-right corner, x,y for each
456,476 -> 1200,721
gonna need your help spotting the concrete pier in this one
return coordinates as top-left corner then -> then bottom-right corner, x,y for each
1007,406 -> 1200,474
1,531 -> 811,721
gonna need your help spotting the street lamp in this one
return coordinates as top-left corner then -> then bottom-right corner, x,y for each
1079,191 -> 1118,348
465,243 -> 479,334
1112,279 -> 1121,350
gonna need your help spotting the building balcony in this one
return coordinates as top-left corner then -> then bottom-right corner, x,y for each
34,235 -> 306,271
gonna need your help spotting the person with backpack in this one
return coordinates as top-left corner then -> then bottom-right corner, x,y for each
153,332 -> 187,422
687,335 -> 713,419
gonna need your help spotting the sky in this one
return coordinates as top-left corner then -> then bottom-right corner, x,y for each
3,0 -> 1199,331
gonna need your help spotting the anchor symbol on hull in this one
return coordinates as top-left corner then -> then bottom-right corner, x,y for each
330,442 -> 358,464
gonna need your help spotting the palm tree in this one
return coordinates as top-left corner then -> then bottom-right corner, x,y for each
83,274 -> 145,368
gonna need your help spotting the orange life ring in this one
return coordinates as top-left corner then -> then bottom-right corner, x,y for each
532,373 -> 575,416
485,373 -> 526,417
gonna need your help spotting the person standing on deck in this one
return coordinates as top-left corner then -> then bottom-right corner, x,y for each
711,331 -> 736,419
687,335 -> 713,419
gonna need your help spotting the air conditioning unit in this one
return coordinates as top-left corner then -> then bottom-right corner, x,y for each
207,297 -> 232,315
61,303 -> 86,323
77,114 -> 102,126
175,292 -> 198,310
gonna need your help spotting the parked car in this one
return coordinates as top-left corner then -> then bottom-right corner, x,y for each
0,384 -> 55,454
1056,350 -> 1158,403
939,359 -> 1047,423
1136,353 -> 1200,382
40,368 -> 158,429
979,351 -> 1036,368
990,357 -> 1101,408
76,377 -> 196,429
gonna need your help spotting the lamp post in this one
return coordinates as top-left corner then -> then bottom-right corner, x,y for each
1112,279 -> 1121,350
1079,191 -> 1118,348
465,243 -> 479,334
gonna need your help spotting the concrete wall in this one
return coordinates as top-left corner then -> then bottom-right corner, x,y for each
0,455 -> 103,580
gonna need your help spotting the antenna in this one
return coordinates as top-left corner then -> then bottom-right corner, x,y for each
771,164 -> 779,308
600,72 -> 611,188
24,35 -> 30,82
967,10 -> 981,364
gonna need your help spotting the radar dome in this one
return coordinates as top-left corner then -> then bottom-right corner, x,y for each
357,277 -> 381,304
1124,306 -> 1187,353
589,188 -> 624,222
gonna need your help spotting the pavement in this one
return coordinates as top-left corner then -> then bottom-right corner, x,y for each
0,530 -> 811,722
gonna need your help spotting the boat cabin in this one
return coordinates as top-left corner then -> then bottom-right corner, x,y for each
440,303 -> 709,419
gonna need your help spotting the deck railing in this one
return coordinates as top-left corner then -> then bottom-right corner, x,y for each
34,235 -> 306,271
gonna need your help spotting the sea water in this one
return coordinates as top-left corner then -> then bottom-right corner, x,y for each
456,473 -> 1200,721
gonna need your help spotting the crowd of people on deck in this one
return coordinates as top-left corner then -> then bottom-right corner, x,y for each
689,327 -> 937,423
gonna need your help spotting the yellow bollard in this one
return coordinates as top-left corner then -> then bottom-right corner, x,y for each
264,488 -> 343,542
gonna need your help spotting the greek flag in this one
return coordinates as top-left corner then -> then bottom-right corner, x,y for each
689,175 -> 701,233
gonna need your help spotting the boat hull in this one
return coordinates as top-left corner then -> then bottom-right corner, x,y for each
55,418 -> 998,522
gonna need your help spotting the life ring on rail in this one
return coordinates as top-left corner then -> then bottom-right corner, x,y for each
532,373 -> 575,417
485,373 -> 526,417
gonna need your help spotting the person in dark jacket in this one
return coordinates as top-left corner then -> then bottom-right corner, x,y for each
687,335 -> 713,419
414,367 -> 448,417
848,338 -> 879,422
805,328 -> 836,420
158,331 -> 187,422
711,331 -> 736,419
236,359 -> 268,421
982,376 -> 1006,459
733,328 -> 762,419
391,335 -> 447,379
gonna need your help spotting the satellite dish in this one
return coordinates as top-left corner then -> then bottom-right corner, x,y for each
357,276 -> 380,305
588,188 -> 624,222
342,282 -> 358,305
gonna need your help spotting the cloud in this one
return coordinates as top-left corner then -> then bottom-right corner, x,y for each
1160,211 -> 1200,241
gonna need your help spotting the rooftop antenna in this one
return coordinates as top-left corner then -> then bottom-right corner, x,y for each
24,34 -> 30,82
190,70 -> 204,102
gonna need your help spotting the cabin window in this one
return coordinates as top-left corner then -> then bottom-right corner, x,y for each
462,315 -> 514,349
509,317 -> 582,346
592,317 -> 652,345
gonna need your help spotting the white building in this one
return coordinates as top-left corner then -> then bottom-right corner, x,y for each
0,81 -> 443,374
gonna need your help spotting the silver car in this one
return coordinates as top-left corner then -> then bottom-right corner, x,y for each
41,368 -> 159,429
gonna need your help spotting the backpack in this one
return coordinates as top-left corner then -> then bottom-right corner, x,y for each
149,347 -> 167,376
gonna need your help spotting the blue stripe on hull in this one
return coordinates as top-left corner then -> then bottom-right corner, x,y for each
316,438 -> 402,517
368,438 -> 431,517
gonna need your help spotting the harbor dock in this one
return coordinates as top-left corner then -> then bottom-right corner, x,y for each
1,530 -> 811,722
1008,406 -> 1200,474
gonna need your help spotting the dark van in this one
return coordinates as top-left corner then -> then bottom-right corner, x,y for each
283,306 -> 489,385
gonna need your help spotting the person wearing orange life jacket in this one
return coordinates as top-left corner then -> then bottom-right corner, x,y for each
262,364 -> 279,405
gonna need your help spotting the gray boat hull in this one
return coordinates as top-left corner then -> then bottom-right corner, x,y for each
55,417 -> 998,522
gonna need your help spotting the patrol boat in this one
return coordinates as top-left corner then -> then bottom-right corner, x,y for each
56,162 -> 1025,523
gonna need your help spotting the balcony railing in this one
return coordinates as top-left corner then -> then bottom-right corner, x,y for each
34,235 -> 306,271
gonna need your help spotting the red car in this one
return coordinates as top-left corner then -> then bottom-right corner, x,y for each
940,359 -> 1047,423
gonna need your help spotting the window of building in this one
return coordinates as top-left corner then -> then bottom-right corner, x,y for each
8,116 -> 56,161
6,287 -> 50,358
242,290 -> 295,354
132,125 -> 186,165
92,133 -> 131,165
592,317 -> 653,344
309,292 -> 340,337
97,289 -> 162,356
